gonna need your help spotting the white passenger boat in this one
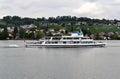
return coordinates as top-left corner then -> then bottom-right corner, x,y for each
25,32 -> 106,48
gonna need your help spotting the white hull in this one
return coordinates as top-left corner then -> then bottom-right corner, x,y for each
25,43 -> 106,48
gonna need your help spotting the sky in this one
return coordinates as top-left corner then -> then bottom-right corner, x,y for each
0,0 -> 120,19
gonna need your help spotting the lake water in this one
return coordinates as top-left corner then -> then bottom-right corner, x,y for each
0,40 -> 120,79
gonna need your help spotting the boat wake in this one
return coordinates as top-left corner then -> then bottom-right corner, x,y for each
107,45 -> 120,47
1,44 -> 20,48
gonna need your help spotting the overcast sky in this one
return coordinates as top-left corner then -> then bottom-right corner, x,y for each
0,0 -> 120,19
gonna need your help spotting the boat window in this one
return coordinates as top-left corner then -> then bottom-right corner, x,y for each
63,37 -> 73,40
67,38 -> 72,39
73,37 -> 79,39
45,41 -> 50,44
45,37 -> 51,40
88,41 -> 94,43
81,41 -> 86,43
53,37 -> 61,40
50,41 -> 58,44
81,41 -> 93,43
81,38 -> 87,39
73,41 -> 79,43
63,42 -> 66,44
55,42 -> 58,44
63,38 -> 67,40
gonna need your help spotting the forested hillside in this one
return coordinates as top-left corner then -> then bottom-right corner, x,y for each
0,16 -> 120,40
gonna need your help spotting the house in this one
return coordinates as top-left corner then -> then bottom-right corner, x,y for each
75,22 -> 87,25
75,22 -> 81,25
0,28 -> 3,32
49,29 -> 55,33
20,24 -> 37,30
49,23 -> 58,26
117,22 -> 120,26
7,27 -> 14,32
52,32 -> 61,36
59,29 -> 66,34
66,22 -> 71,25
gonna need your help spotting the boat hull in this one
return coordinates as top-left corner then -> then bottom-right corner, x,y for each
25,43 -> 106,48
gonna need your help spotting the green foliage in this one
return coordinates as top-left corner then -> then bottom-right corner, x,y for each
0,21 -> 7,28
1,15 -> 120,40
64,26 -> 73,32
19,28 -> 26,38
53,26 -> 61,32
0,21 -> 6,25
36,31 -> 44,39
2,15 -> 119,26
0,27 -> 8,40
13,26 -> 18,38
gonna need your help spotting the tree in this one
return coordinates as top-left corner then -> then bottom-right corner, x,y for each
11,16 -> 21,26
36,31 -> 44,39
3,16 -> 12,24
13,26 -> 18,38
19,28 -> 26,39
0,21 -> 7,28
0,27 -> 8,39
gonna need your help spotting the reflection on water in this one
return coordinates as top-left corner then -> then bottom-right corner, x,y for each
0,40 -> 120,79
